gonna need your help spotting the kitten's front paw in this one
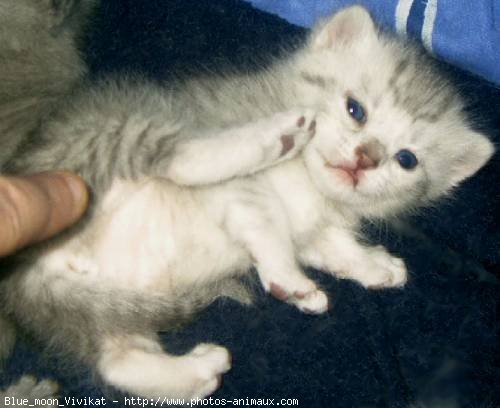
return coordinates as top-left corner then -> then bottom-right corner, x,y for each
267,280 -> 329,314
185,344 -> 231,399
264,109 -> 317,162
354,248 -> 407,289
1,376 -> 59,406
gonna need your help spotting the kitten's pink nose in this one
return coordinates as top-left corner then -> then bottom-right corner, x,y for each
354,140 -> 384,170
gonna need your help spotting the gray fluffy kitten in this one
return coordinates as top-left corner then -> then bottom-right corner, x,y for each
0,5 -> 494,400
0,0 -> 94,166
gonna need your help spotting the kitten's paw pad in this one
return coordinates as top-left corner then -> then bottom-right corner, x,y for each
269,282 -> 291,301
280,135 -> 296,156
263,109 -> 316,162
186,344 -> 231,398
267,278 -> 315,299
278,109 -> 317,157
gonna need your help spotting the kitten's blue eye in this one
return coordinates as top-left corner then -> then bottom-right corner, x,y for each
346,97 -> 367,124
395,149 -> 418,170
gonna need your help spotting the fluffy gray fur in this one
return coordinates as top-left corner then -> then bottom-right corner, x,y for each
0,5 -> 494,400
0,0 -> 93,166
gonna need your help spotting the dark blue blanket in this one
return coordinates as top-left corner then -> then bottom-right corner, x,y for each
2,1 -> 498,406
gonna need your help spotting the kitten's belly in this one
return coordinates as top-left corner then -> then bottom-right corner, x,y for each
54,179 -> 250,293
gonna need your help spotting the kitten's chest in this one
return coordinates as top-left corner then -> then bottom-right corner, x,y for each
264,160 -> 329,244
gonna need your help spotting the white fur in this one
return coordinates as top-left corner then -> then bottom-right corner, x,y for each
98,337 -> 230,399
168,109 -> 316,185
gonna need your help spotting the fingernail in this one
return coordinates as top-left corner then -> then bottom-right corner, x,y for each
59,172 -> 89,213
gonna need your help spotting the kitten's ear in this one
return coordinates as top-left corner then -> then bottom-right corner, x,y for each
311,6 -> 377,50
448,132 -> 494,186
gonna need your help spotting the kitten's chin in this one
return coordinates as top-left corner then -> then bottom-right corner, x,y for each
309,149 -> 368,193
304,148 -> 409,217
304,148 -> 361,202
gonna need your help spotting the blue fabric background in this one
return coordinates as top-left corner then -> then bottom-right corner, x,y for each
1,1 -> 498,406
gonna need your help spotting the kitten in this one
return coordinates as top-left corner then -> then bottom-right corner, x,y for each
0,6 -> 494,400
0,0 -> 94,167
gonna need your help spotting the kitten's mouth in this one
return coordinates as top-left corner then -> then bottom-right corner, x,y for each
323,160 -> 359,187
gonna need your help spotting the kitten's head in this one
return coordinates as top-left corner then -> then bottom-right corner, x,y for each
297,6 -> 494,217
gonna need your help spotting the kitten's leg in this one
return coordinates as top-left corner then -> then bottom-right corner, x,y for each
165,109 -> 316,185
225,199 -> 328,314
0,376 -> 58,407
97,335 -> 231,399
301,226 -> 407,288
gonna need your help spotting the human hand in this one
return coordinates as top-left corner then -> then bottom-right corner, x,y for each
0,172 -> 88,257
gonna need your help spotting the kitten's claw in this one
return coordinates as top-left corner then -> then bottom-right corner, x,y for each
185,344 -> 231,398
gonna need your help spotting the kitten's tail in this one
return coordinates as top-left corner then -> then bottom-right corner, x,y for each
0,314 -> 16,364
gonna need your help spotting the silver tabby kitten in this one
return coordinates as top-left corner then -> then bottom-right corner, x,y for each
0,6 -> 494,400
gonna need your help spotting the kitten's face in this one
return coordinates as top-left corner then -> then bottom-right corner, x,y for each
298,6 -> 494,217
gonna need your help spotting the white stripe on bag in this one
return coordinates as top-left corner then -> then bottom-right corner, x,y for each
395,0 -> 415,35
422,0 -> 438,52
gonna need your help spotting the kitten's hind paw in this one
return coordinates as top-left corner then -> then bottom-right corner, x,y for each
293,288 -> 329,314
269,282 -> 329,314
185,344 -> 231,399
368,256 -> 407,289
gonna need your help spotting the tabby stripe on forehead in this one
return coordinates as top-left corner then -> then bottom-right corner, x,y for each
300,72 -> 334,89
